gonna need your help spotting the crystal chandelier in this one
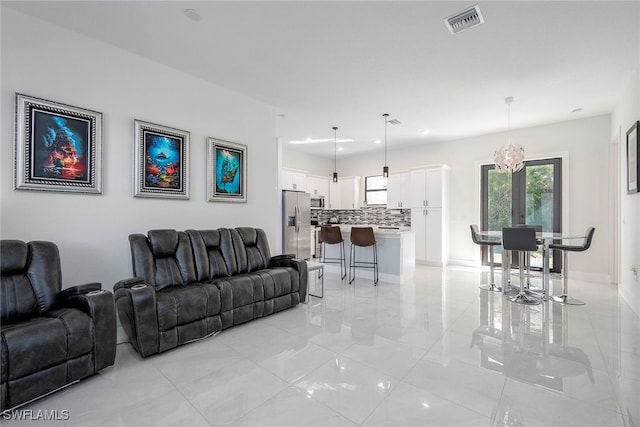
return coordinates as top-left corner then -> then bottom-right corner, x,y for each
494,97 -> 525,173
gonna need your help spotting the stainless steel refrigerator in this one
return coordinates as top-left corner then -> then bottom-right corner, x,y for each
282,190 -> 311,259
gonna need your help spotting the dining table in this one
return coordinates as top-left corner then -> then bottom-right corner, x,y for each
477,230 -> 587,300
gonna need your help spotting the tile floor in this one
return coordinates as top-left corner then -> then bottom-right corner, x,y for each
4,265 -> 639,426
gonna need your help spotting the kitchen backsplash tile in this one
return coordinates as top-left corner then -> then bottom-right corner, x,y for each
312,207 -> 411,227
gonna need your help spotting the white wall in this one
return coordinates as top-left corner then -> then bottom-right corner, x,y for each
612,69 -> 640,316
338,115 -> 612,281
282,148 -> 334,178
1,8 -> 279,291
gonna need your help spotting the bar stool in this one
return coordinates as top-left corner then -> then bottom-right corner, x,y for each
549,227 -> 595,305
516,224 -> 543,290
348,227 -> 378,286
470,224 -> 501,292
320,226 -> 346,280
502,226 -> 540,305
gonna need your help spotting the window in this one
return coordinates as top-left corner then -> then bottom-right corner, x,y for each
480,157 -> 562,272
365,175 -> 387,205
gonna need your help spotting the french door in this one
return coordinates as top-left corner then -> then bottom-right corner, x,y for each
480,158 -> 562,272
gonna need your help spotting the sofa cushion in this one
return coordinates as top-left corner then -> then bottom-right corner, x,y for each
132,230 -> 197,291
1,241 -> 61,323
156,284 -> 221,332
1,310 -> 92,381
187,229 -> 234,281
231,228 -> 272,274
148,230 -> 179,258
213,268 -> 296,311
1,272 -> 37,324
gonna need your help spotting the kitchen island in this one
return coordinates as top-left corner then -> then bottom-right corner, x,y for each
320,225 -> 415,284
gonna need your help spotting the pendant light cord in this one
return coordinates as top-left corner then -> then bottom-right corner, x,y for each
333,126 -> 337,170
383,114 -> 389,165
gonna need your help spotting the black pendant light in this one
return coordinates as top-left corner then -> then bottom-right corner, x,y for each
382,114 -> 389,178
332,126 -> 339,182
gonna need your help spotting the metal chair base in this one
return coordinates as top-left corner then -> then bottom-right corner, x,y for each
509,292 -> 541,305
479,283 -> 502,292
551,294 -> 585,305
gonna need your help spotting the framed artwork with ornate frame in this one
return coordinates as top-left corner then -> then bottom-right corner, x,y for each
207,137 -> 247,202
14,93 -> 102,193
134,120 -> 190,199
627,121 -> 639,194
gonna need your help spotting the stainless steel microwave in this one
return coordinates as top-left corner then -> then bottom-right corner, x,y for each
310,196 -> 325,209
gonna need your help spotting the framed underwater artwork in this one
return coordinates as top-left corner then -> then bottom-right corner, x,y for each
14,93 -> 102,193
134,120 -> 189,199
207,137 -> 246,202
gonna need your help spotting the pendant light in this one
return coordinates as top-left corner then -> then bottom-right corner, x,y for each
382,113 -> 389,178
494,97 -> 525,173
332,126 -> 339,182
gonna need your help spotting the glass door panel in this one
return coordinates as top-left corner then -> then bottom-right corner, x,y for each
481,158 -> 562,272
485,168 -> 512,265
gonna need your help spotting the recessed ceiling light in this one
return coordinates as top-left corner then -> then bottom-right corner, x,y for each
374,139 -> 381,144
571,108 -> 583,113
421,129 -> 430,135
338,147 -> 344,151
184,9 -> 202,22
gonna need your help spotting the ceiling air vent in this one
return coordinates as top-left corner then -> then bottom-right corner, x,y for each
444,4 -> 484,34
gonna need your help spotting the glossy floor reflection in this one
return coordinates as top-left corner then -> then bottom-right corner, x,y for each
6,266 -> 639,426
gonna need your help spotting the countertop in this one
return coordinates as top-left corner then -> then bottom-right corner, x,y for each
317,224 -> 413,236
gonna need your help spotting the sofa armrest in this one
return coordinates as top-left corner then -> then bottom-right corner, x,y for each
114,278 -> 160,357
58,283 -> 117,371
268,256 -> 308,303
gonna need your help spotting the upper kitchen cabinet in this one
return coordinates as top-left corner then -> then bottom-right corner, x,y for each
329,176 -> 361,209
281,168 -> 307,191
386,172 -> 411,209
306,175 -> 330,198
410,165 -> 449,208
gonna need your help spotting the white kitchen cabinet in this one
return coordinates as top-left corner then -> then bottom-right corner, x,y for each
329,176 -> 361,209
306,175 -> 330,198
281,169 -> 307,191
412,207 -> 447,266
410,165 -> 447,208
410,165 -> 449,265
386,172 -> 411,209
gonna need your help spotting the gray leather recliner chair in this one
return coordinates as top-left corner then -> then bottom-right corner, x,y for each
0,240 -> 117,411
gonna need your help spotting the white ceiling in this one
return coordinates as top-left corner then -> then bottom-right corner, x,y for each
6,1 -> 639,158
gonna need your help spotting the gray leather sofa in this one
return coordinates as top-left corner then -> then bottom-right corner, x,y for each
114,227 -> 308,357
0,240 -> 117,411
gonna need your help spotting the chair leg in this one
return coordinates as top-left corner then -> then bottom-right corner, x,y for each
552,251 -> 585,305
509,252 -> 540,305
373,243 -> 378,286
348,243 -> 355,284
479,245 -> 501,292
340,241 -> 346,280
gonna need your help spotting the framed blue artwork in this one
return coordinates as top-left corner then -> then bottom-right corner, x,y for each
14,94 -> 102,193
207,137 -> 246,202
134,120 -> 189,199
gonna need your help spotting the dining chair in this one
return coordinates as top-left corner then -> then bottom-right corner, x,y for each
320,226 -> 347,280
549,227 -> 595,305
516,224 -> 543,289
348,227 -> 379,286
502,227 -> 541,305
469,224 -> 501,292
